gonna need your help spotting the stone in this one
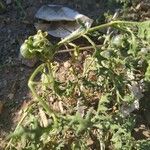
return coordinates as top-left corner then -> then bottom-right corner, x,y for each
6,0 -> 12,5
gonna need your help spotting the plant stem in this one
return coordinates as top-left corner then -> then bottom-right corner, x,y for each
57,45 -> 102,53
5,103 -> 34,149
56,20 -> 140,49
88,20 -> 139,33
28,63 -> 56,117
82,35 -> 97,50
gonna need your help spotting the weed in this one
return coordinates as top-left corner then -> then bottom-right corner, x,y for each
5,19 -> 150,150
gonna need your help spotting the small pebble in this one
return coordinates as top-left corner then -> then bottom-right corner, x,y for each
7,93 -> 14,99
6,0 -> 12,5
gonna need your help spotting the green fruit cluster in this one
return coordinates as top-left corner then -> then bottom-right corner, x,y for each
20,30 -> 53,59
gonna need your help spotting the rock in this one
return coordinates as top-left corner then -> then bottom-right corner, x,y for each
35,5 -> 93,38
6,0 -> 12,5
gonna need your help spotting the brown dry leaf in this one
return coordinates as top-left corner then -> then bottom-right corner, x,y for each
52,101 -> 60,112
39,108 -> 48,127
58,101 -> 64,113
86,138 -> 94,146
64,61 -> 71,68
142,131 -> 150,138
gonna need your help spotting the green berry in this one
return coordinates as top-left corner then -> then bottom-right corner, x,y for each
20,43 -> 36,59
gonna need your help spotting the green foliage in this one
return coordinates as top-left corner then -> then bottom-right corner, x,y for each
6,19 -> 150,150
136,140 -> 150,150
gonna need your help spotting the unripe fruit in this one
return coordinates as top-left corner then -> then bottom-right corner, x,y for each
20,43 -> 36,59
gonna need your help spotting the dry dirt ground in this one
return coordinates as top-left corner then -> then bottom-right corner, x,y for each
0,0 -> 150,146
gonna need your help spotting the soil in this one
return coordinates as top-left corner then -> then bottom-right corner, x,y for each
0,0 -> 150,148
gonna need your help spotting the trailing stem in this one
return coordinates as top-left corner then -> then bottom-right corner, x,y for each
28,63 -> 57,120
